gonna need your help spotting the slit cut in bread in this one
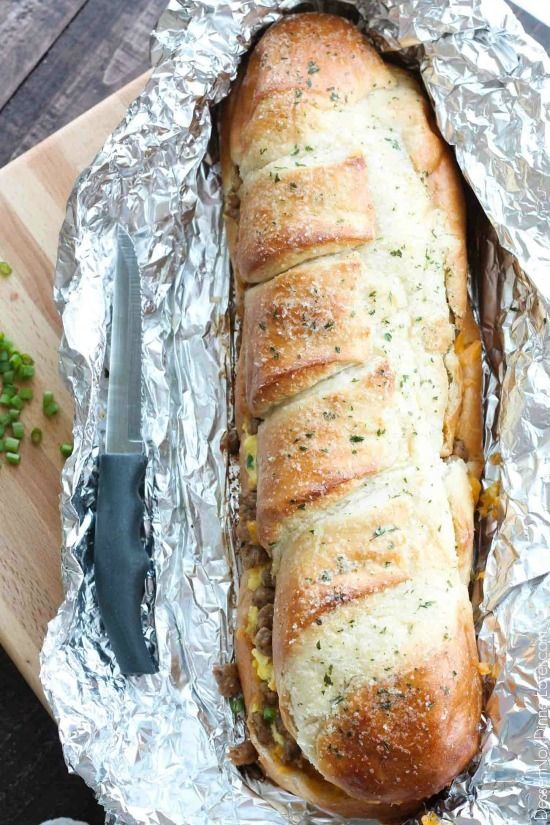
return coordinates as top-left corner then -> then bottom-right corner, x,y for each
221,12 -> 483,822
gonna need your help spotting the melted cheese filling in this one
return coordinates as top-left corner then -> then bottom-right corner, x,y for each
243,431 -> 258,488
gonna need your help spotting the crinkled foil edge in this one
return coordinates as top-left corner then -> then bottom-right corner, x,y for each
40,1 -> 550,824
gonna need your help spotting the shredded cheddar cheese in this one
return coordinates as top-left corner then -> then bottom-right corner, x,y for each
478,480 -> 501,518
252,648 -> 276,690
478,661 -> 498,678
469,474 -> 481,505
247,605 -> 259,636
421,814 -> 441,825
247,566 -> 263,591
247,520 -> 258,544
243,432 -> 258,489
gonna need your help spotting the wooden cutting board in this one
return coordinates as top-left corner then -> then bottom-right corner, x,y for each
0,73 -> 147,704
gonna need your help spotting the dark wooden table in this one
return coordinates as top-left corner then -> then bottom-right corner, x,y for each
0,0 -> 167,168
0,2 -> 546,824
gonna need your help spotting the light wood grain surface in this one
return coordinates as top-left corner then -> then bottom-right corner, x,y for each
0,73 -> 146,702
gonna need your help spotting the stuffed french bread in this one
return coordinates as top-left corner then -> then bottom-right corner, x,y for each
221,12 -> 483,822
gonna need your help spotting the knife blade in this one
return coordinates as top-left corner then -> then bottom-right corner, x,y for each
105,229 -> 143,455
93,228 -> 157,675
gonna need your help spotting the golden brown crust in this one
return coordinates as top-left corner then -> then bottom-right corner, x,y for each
220,88 -> 241,282
272,491 -> 455,653
456,309 -> 484,482
236,156 -> 375,284
314,615 -> 481,804
256,359 -> 398,546
383,66 -> 468,326
428,153 -> 469,324
443,347 -> 463,456
236,579 -> 423,823
241,253 -> 371,416
229,13 -> 394,173
384,68 -> 444,177
224,11 -> 483,818
234,348 -> 249,436
444,459 -> 476,583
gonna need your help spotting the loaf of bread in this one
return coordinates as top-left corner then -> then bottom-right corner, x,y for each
221,12 -> 483,821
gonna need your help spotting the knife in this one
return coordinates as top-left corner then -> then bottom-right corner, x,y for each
94,228 -> 157,675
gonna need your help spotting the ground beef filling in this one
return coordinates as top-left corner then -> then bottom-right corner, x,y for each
213,553 -> 301,768
246,559 -> 302,767
217,426 -> 302,769
254,603 -> 274,657
251,708 -> 301,765
213,663 -> 241,698
229,740 -> 258,766
241,542 -> 268,569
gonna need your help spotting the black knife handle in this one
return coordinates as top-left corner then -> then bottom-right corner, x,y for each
94,452 -> 157,675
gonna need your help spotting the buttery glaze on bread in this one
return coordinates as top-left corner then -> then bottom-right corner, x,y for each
222,12 -> 483,821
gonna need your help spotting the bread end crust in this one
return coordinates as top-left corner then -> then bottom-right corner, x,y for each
235,581 -> 426,823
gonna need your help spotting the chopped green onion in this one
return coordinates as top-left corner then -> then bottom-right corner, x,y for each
18,364 -> 34,380
60,442 -> 73,458
262,707 -> 276,722
31,427 -> 42,446
4,436 -> 19,453
0,262 -> 12,277
229,696 -> 245,715
0,332 -> 38,466
44,401 -> 59,417
42,391 -> 54,407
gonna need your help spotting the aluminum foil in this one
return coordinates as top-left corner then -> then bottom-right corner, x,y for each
40,0 -> 550,823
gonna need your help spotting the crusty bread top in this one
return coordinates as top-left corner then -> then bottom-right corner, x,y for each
228,14 -> 392,177
235,577 -> 425,823
223,12 -> 483,814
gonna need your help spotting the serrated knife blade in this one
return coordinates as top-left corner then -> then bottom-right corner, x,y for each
93,228 -> 157,676
105,229 -> 142,454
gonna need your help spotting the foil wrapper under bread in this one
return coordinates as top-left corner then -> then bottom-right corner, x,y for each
40,1 -> 550,823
